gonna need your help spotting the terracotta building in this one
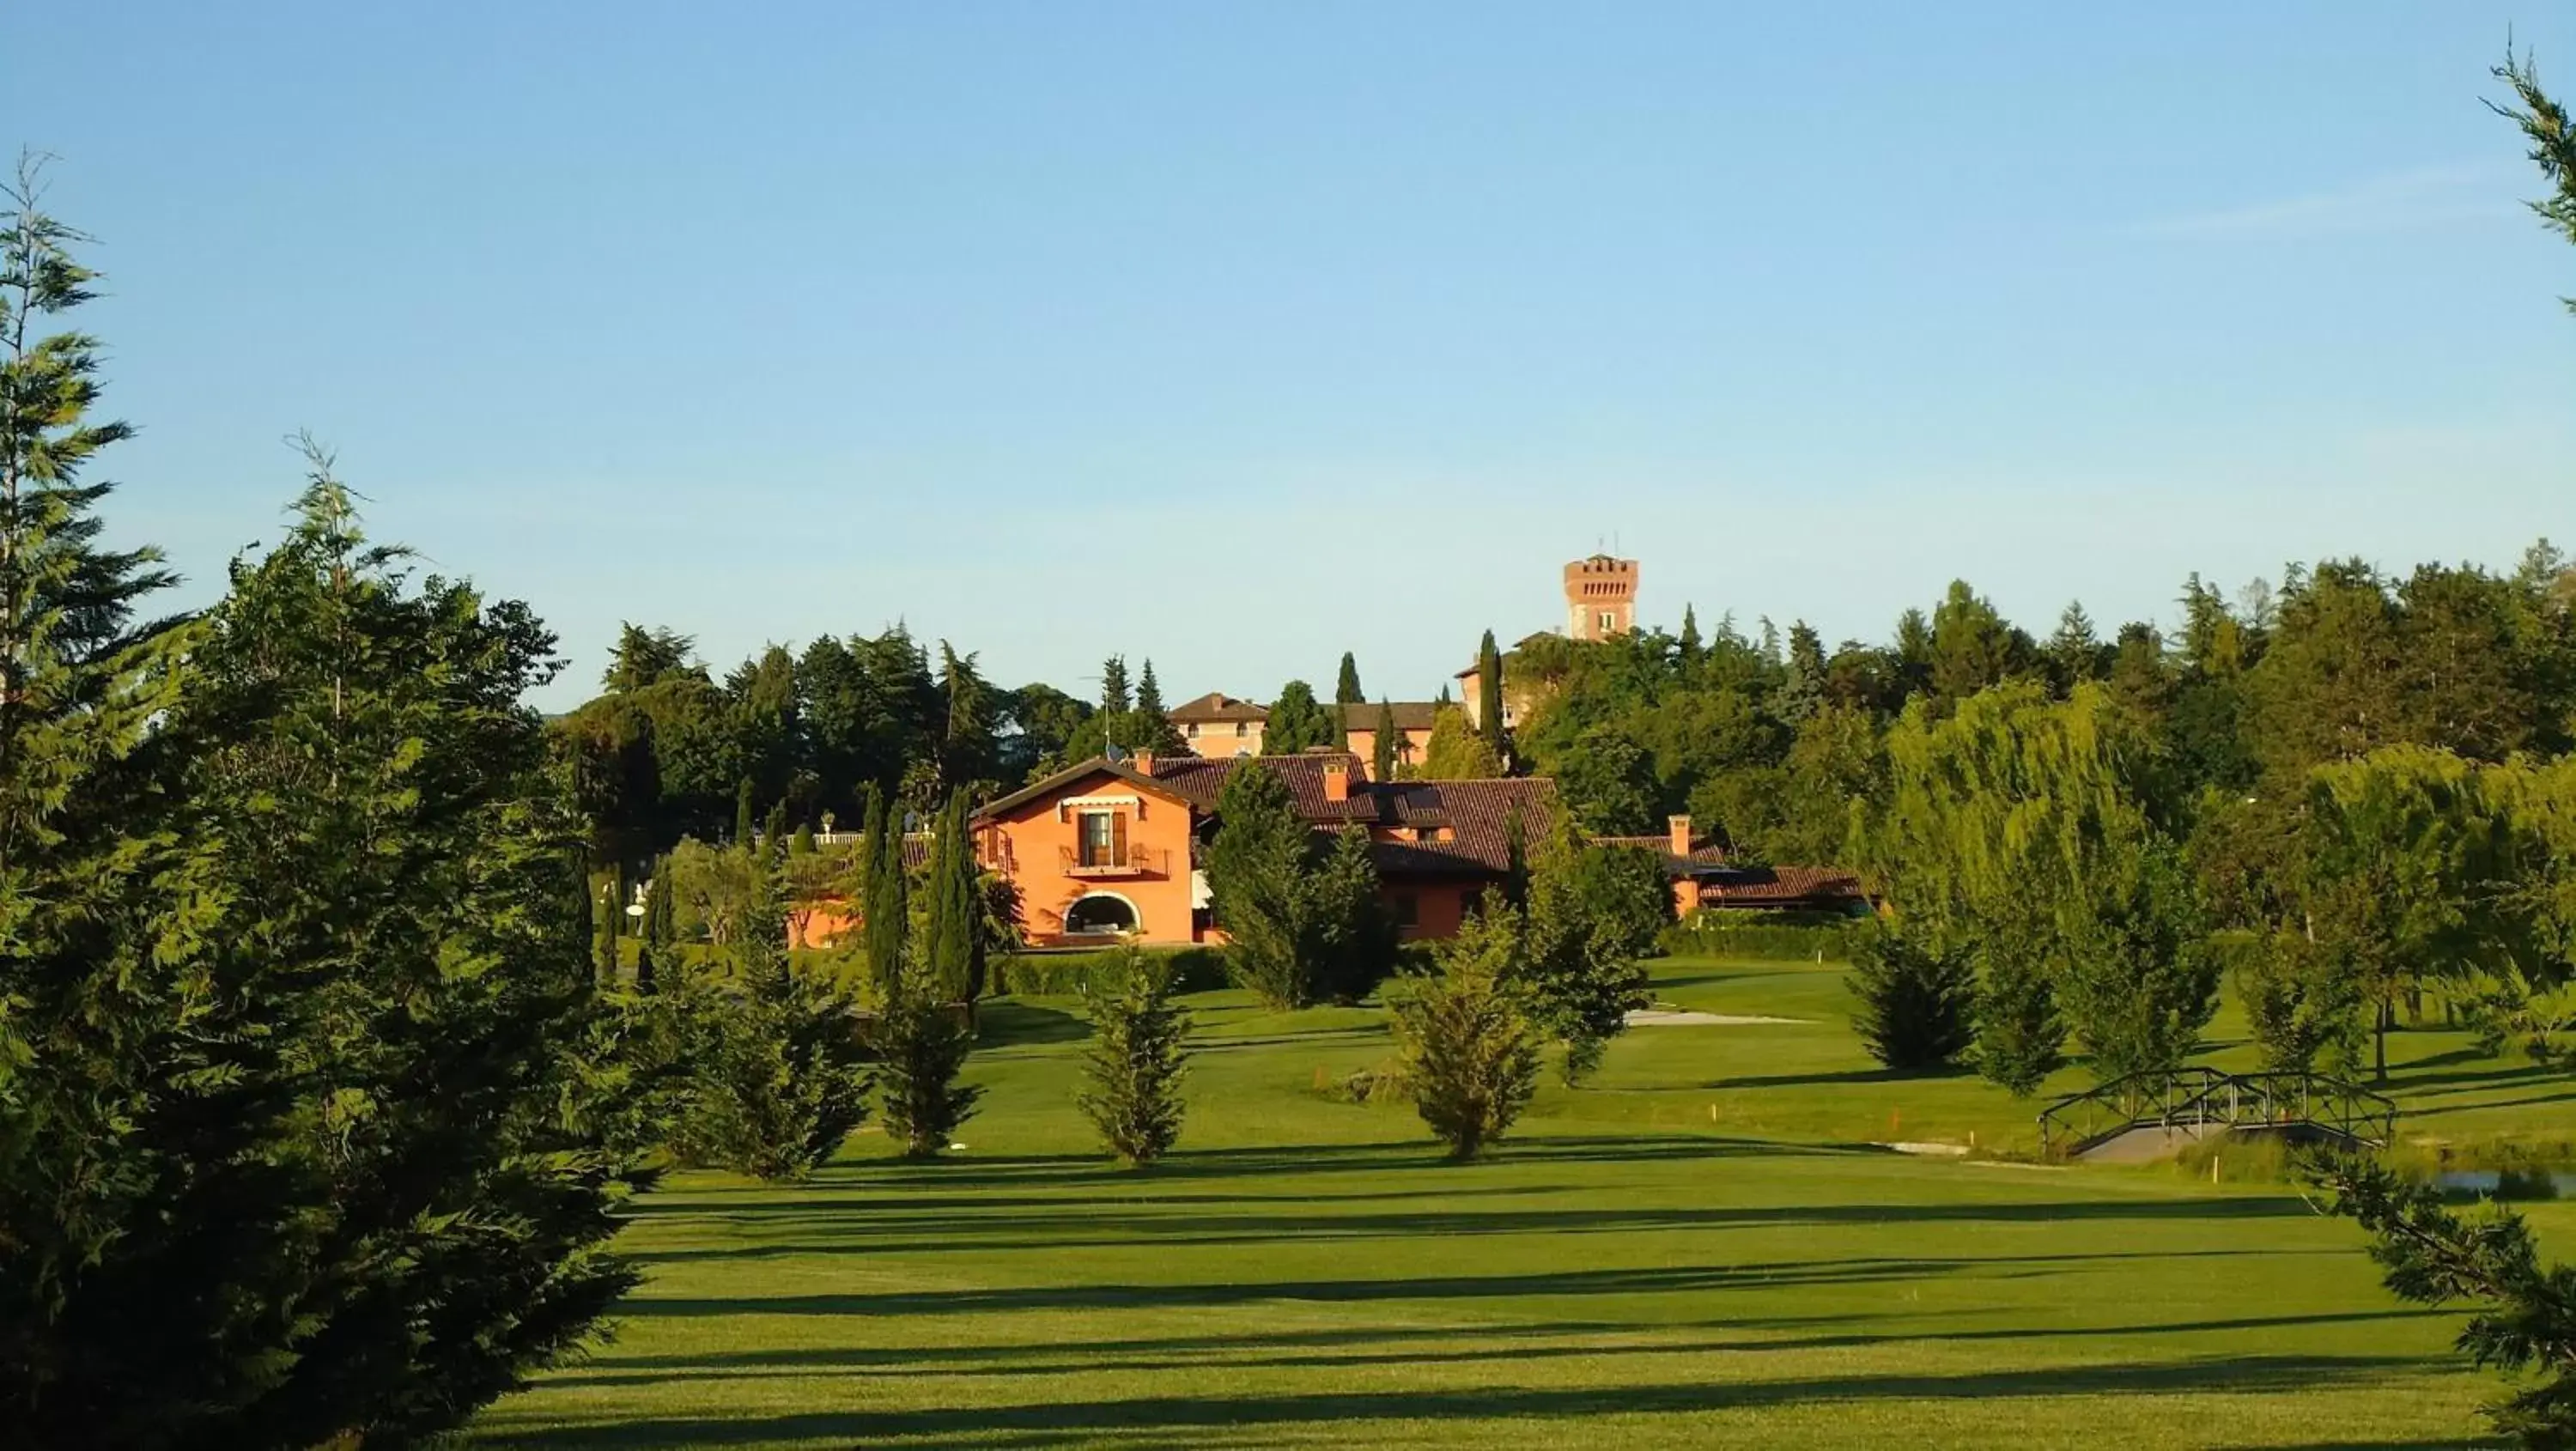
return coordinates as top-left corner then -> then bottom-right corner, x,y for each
1164,691 -> 1267,756
1339,701 -> 1441,774
975,749 -> 1555,946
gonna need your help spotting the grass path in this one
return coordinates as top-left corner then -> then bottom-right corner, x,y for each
471,956 -> 2576,1448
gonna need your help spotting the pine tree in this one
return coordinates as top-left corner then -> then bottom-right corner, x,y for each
1099,653 -> 1132,714
1334,652 -> 1364,707
2309,1151 -> 2576,1447
1205,762 -> 1312,1008
1778,621 -> 1827,723
1476,629 -> 1506,757
872,958 -> 982,1158
1372,697 -> 1399,781
1078,950 -> 1193,1166
1394,907 -> 1543,1161
1133,658 -> 1182,751
1,168 -> 240,1442
673,835 -> 870,1181
1678,605 -> 1704,668
162,452 -> 649,1442
1516,805 -> 1654,1084
2046,601 -> 2105,691
1847,928 -> 1978,1070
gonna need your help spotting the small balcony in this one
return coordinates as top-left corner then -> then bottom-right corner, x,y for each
1060,844 -> 1170,879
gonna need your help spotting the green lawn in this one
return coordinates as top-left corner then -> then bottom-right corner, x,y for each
471,956 -> 2576,1448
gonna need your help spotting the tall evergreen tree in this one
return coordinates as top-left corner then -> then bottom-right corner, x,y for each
860,783 -> 908,1000
1133,657 -> 1183,751
922,793 -> 981,1004
1334,652 -> 1364,707
1098,653 -> 1132,714
1394,907 -> 1544,1161
167,452 -> 647,1443
2491,48 -> 2573,313
1078,951 -> 1194,1166
1476,629 -> 1506,757
733,775 -> 756,847
1677,605 -> 1704,668
0,164 -> 231,1443
1372,697 -> 1399,781
596,873 -> 622,982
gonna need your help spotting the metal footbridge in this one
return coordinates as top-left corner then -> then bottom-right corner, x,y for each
2037,1067 -> 2397,1162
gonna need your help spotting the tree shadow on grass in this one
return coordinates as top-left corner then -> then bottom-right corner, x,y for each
1694,1065 -> 1971,1092
563,1306 -> 2442,1389
974,1002 -> 1092,1047
629,1196 -> 2328,1264
618,1240 -> 2323,1320
496,1354 -> 2430,1448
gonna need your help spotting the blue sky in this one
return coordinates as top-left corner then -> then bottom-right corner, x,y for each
15,2 -> 2573,709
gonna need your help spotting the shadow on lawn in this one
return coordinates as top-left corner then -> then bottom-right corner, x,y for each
498,1355 -> 2430,1448
618,1242 -> 2319,1320
629,1197 -> 2323,1264
566,1306 -> 2440,1390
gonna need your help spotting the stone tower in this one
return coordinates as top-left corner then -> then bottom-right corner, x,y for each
1563,554 -> 1638,641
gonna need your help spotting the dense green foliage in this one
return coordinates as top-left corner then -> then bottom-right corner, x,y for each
0,185 -> 643,1447
1202,763 -> 1396,1008
1421,701 -> 1501,779
1847,928 -> 1978,1071
1261,677 -> 1334,756
1076,950 -> 1194,1165
1392,908 -> 1545,1159
1513,808 -> 1662,1082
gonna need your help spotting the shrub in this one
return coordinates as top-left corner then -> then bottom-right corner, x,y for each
1393,908 -> 1544,1160
1661,911 -> 1864,961
998,947 -> 1228,998
1077,951 -> 1194,1165
668,966 -> 872,1181
872,978 -> 983,1159
1847,929 -> 1977,1071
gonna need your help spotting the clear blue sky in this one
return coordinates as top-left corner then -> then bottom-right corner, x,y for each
15,2 -> 2573,709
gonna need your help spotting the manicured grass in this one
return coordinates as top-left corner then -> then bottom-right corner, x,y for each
471,956 -> 2576,1448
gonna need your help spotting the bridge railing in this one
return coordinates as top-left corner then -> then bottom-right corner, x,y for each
2037,1067 -> 2397,1156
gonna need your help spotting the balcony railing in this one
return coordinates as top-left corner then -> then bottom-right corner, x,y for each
1060,844 -> 1170,878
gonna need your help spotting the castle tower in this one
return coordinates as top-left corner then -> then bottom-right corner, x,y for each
1563,554 -> 1638,641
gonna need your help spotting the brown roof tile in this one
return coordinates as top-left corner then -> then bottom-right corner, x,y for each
1344,701 -> 1443,732
1681,864 -> 1865,908
1166,691 -> 1270,723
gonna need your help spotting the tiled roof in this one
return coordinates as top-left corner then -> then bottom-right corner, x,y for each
1144,755 -> 1557,877
1363,778 -> 1559,877
1145,752 -> 1380,823
1343,701 -> 1442,732
1166,691 -> 1270,723
1681,864 -> 1866,907
1593,835 -> 1730,866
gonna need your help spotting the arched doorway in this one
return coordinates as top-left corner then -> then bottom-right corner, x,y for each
1064,892 -> 1140,937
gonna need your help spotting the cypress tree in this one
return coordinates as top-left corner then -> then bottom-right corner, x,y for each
762,798 -> 788,861
1334,651 -> 1364,707
924,793 -> 975,1004
1372,697 -> 1399,781
595,874 -> 622,983
1476,629 -> 1506,758
734,775 -> 755,847
1133,658 -> 1182,751
860,783 -> 908,1000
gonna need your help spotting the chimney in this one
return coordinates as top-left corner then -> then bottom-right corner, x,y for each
1668,813 -> 1693,859
1322,757 -> 1350,804
1131,750 -> 1156,777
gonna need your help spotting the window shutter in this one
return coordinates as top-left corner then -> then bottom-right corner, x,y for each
1111,811 -> 1129,863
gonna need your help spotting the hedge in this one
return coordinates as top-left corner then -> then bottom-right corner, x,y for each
1659,910 -> 1864,961
996,946 -> 1230,998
